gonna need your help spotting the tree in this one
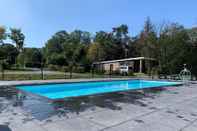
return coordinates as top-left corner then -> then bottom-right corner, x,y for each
158,23 -> 191,75
187,27 -> 197,45
113,24 -> 128,40
132,18 -> 158,74
136,17 -> 158,58
9,28 -> 25,68
44,31 -> 68,65
69,30 -> 91,45
24,48 -> 43,67
187,27 -> 197,76
112,24 -> 130,58
63,42 -> 79,78
9,28 -> 25,52
0,26 -> 6,45
94,31 -> 117,60
87,42 -> 106,62
41,20 -> 197,78
0,44 -> 18,66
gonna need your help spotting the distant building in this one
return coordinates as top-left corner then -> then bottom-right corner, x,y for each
93,57 -> 157,74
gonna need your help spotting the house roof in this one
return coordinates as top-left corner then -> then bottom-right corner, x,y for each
93,57 -> 156,64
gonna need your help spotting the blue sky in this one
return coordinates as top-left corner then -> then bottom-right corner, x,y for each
0,0 -> 196,47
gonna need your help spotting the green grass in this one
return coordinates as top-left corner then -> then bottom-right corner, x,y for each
0,69 -> 141,80
0,72 -> 136,80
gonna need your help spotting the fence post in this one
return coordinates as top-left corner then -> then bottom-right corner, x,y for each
1,65 -> 4,80
40,62 -> 44,80
0,59 -> 5,80
91,65 -> 94,78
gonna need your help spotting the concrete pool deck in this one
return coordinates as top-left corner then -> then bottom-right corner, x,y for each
0,79 -> 197,131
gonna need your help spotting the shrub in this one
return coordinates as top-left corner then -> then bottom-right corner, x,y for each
128,70 -> 134,76
113,70 -> 120,75
74,66 -> 86,73
62,66 -> 69,72
48,64 -> 60,71
94,69 -> 105,75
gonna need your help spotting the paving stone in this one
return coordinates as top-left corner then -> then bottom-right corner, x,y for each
10,121 -> 45,131
0,81 -> 197,131
102,120 -> 175,131
182,125 -> 197,131
83,104 -> 154,127
138,110 -> 190,130
42,117 -> 105,131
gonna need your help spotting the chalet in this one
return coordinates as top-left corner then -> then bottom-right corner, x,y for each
93,57 -> 157,74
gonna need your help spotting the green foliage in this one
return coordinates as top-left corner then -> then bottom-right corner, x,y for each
93,26 -> 130,61
44,29 -> 91,73
128,71 -> 134,76
24,48 -> 43,67
158,23 -> 191,74
0,44 -> 18,66
9,28 -> 25,52
0,26 -> 7,44
47,53 -> 66,66
135,17 -> 158,58
48,64 -> 61,71
2,20 -> 197,78
43,22 -> 197,77
87,42 -> 106,62
94,69 -> 105,75
17,53 -> 25,67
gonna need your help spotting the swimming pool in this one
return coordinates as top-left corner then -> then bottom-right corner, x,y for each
16,80 -> 181,100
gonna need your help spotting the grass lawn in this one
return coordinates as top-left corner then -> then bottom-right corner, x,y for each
0,70 -> 138,80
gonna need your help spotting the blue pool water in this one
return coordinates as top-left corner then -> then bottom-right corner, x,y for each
16,80 -> 181,100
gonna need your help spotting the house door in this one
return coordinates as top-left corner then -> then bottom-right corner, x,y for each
110,64 -> 113,75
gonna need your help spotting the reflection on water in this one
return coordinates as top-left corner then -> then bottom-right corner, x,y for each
0,86 -> 168,122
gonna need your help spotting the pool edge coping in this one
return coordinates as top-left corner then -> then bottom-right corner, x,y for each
0,78 -> 183,87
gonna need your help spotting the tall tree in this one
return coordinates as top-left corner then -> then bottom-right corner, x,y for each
69,30 -> 91,45
112,24 -> 130,58
44,30 -> 68,65
0,26 -> 6,45
87,42 -> 106,62
94,31 -> 118,60
9,28 -> 25,68
158,23 -> 190,74
9,28 -> 25,52
24,48 -> 43,67
137,17 -> 158,58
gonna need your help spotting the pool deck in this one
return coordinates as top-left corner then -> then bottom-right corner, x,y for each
0,79 -> 197,131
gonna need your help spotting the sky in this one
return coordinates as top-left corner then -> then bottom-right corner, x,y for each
0,0 -> 197,48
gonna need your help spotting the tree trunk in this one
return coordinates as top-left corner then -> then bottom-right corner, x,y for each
41,67 -> 44,80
